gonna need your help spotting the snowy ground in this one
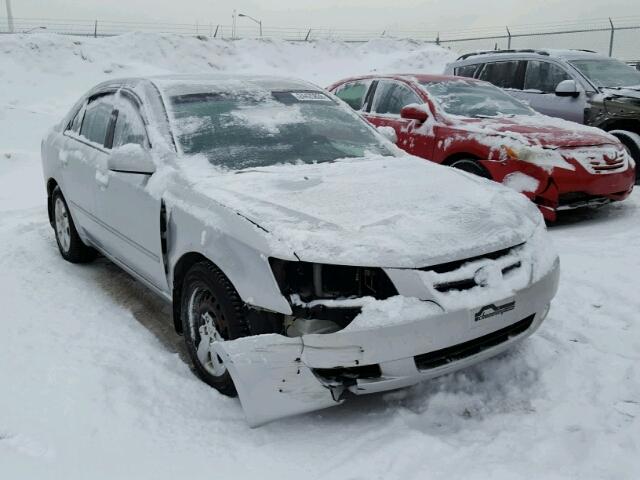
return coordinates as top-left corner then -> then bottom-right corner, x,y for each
1,34 -> 639,479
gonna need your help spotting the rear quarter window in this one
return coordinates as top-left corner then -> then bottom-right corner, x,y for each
454,64 -> 481,78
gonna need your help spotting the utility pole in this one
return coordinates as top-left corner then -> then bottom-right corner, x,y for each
6,0 -> 15,33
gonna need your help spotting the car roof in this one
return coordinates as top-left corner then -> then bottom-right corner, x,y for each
93,74 -> 318,95
452,48 -> 605,64
333,73 -> 485,85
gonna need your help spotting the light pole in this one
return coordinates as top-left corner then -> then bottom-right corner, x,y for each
237,13 -> 262,37
6,0 -> 15,33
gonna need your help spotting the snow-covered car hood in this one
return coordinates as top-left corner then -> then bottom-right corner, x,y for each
448,115 -> 618,149
601,86 -> 640,101
183,154 -> 542,268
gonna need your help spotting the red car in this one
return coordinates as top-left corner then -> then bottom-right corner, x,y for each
328,74 -> 635,221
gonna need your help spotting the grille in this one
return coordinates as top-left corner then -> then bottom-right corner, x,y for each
414,314 -> 535,370
422,244 -> 523,293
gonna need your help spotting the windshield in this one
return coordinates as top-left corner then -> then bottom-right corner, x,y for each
569,58 -> 640,88
420,79 -> 535,118
167,89 -> 391,170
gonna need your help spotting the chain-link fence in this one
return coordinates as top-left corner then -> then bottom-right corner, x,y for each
1,15 -> 639,61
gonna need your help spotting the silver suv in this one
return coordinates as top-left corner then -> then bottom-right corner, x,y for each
446,49 -> 640,182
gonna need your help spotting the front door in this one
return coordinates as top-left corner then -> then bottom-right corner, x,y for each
364,80 -> 435,159
94,94 -> 168,293
510,60 -> 586,124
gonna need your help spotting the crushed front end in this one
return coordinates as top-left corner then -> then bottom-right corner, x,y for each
215,223 -> 560,426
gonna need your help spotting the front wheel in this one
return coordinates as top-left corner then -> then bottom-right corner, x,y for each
609,129 -> 640,184
52,187 -> 96,263
180,261 -> 250,396
449,158 -> 491,179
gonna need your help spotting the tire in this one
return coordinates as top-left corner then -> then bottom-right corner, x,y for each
449,158 -> 491,179
609,129 -> 640,184
51,187 -> 97,263
180,261 -> 250,396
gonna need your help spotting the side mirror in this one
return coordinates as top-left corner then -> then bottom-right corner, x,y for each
108,144 -> 156,175
555,79 -> 580,98
376,126 -> 398,144
400,104 -> 429,123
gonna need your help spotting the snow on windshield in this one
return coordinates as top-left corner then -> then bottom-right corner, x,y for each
163,85 -> 391,170
570,58 -> 640,88
421,79 -> 534,118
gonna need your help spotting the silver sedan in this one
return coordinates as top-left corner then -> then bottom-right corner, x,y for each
41,75 -> 560,426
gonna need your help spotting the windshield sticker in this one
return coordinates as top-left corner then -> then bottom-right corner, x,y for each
290,92 -> 332,102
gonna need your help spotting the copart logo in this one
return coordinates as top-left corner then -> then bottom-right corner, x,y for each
475,301 -> 516,322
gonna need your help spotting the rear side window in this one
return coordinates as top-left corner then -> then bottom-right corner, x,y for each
524,61 -> 572,93
334,81 -> 370,110
112,97 -> 148,148
372,81 -> 421,115
80,95 -> 115,146
454,64 -> 480,78
478,61 -> 523,89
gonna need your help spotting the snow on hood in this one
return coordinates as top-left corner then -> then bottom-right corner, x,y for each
447,114 -> 618,149
180,154 -> 542,268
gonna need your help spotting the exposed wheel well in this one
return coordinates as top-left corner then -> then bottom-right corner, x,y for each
172,252 -> 216,334
46,178 -> 59,226
602,120 -> 640,136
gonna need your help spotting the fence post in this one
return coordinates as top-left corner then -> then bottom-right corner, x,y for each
214,24 -> 219,38
94,19 -> 97,38
305,29 -> 312,41
506,26 -> 511,49
436,33 -> 440,45
608,18 -> 615,57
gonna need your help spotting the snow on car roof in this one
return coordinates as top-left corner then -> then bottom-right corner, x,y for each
149,74 -> 318,95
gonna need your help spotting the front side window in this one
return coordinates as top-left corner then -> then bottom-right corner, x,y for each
334,81 -> 370,110
569,58 -> 640,88
524,61 -> 571,93
477,61 -> 523,89
421,79 -> 535,118
166,88 -> 391,170
112,97 -> 148,148
79,95 -> 114,146
372,81 -> 421,115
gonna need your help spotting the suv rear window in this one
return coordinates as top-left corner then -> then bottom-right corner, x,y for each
477,61 -> 523,89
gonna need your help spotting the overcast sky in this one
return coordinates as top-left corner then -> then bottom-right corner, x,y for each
4,0 -> 640,33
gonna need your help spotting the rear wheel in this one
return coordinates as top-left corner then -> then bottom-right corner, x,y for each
52,187 -> 96,263
180,261 -> 250,396
449,158 -> 491,179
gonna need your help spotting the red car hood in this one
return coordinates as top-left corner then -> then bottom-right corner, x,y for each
450,115 -> 618,149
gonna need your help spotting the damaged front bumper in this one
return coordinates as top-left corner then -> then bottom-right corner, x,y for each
215,258 -> 560,427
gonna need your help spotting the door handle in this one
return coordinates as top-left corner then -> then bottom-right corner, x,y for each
95,170 -> 110,188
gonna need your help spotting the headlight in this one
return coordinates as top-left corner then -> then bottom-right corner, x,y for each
269,259 -> 398,335
269,259 -> 397,302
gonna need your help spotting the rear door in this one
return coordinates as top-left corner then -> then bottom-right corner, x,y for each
515,60 -> 586,123
94,93 -> 168,293
365,79 -> 435,159
60,93 -> 115,242
476,60 -> 526,92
